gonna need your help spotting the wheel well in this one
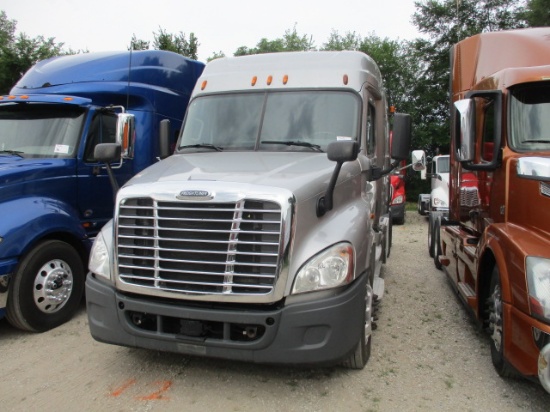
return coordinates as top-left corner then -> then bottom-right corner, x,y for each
26,232 -> 88,266
478,250 -> 496,325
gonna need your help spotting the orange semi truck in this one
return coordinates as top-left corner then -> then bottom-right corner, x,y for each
425,28 -> 550,391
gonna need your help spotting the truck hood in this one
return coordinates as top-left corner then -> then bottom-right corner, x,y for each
0,155 -> 72,200
127,152 -> 338,202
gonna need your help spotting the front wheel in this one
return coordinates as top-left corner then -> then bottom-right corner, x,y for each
428,213 -> 435,257
433,217 -> 442,270
343,281 -> 373,369
7,240 -> 85,332
487,266 -> 518,378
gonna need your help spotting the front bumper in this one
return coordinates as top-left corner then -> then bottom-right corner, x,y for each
86,272 -> 367,366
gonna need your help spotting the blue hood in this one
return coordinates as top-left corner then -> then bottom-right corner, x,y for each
0,155 -> 76,203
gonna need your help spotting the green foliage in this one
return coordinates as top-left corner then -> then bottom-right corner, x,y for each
521,0 -> 550,26
129,34 -> 150,51
153,28 -> 199,60
234,25 -> 315,56
207,51 -> 226,62
410,0 -> 526,157
129,28 -> 199,60
0,11 -> 69,94
322,31 -> 362,51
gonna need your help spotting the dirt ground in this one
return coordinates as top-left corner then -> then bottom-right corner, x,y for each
1,211 -> 549,411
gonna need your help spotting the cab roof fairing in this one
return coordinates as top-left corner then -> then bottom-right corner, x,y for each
192,51 -> 384,95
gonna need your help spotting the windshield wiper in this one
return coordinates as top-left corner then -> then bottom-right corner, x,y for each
0,150 -> 24,158
522,140 -> 550,144
261,140 -> 323,152
179,143 -> 223,152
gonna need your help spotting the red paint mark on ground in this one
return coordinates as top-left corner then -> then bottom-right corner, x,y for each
109,378 -> 137,397
138,380 -> 172,401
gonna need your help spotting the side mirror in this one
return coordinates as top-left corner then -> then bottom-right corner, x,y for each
159,119 -> 171,159
454,99 -> 475,162
391,113 -> 412,160
116,113 -> 135,159
94,143 -> 122,200
94,142 -> 121,163
318,140 -> 359,217
327,139 -> 359,163
411,150 -> 426,172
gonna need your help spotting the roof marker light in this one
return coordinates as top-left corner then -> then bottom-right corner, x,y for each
343,74 -> 349,85
251,76 -> 258,86
283,75 -> 289,85
267,75 -> 273,86
8,95 -> 16,100
63,97 -> 73,101
201,80 -> 207,90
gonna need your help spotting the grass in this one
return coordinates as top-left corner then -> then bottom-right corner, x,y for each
405,202 -> 417,211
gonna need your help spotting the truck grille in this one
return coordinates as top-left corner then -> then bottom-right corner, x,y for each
116,198 -> 283,295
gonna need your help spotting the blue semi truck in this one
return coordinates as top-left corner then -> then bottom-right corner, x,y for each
0,50 -> 204,331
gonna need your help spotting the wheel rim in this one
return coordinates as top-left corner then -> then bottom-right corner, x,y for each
490,283 -> 503,351
364,284 -> 373,342
33,259 -> 74,313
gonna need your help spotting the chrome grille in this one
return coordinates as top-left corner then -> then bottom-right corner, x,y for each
116,198 -> 282,295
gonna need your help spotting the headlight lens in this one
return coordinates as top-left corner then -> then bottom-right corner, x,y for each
88,231 -> 111,281
392,195 -> 404,205
433,197 -> 447,207
527,257 -> 550,322
292,243 -> 354,294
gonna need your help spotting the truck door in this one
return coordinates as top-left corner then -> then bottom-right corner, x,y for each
77,111 -> 134,237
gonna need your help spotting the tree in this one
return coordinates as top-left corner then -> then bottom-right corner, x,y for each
322,31 -> 362,51
153,27 -> 199,60
410,0 -> 526,155
0,11 -> 69,94
207,51 -> 225,62
234,25 -> 315,56
522,0 -> 550,26
129,34 -> 149,51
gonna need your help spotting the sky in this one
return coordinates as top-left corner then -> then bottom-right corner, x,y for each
0,0 -> 421,62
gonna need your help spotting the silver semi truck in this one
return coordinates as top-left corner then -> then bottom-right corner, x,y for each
85,51 -> 411,368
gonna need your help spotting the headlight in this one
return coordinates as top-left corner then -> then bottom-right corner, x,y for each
433,197 -> 447,207
292,243 -> 354,294
527,256 -> 550,322
88,230 -> 112,281
392,195 -> 404,205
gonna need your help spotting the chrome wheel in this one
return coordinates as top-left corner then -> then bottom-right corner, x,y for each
33,258 -> 74,313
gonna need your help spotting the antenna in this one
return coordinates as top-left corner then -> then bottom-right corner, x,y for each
127,39 -> 132,110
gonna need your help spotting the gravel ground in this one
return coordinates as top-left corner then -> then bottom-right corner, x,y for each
1,211 -> 548,411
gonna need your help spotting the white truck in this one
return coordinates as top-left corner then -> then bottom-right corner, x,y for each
415,154 -> 450,258
85,51 -> 411,368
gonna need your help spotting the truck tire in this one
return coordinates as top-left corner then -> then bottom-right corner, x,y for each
343,279 -> 373,369
433,217 -> 442,270
6,240 -> 85,332
487,266 -> 518,378
383,216 -> 393,262
428,213 -> 435,257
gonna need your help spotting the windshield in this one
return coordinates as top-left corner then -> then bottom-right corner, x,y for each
436,156 -> 450,173
509,83 -> 550,152
178,90 -> 360,152
0,103 -> 85,158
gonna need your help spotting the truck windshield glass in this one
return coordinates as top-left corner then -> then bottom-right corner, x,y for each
437,156 -> 450,173
178,91 -> 360,152
510,83 -> 550,152
0,104 -> 85,158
